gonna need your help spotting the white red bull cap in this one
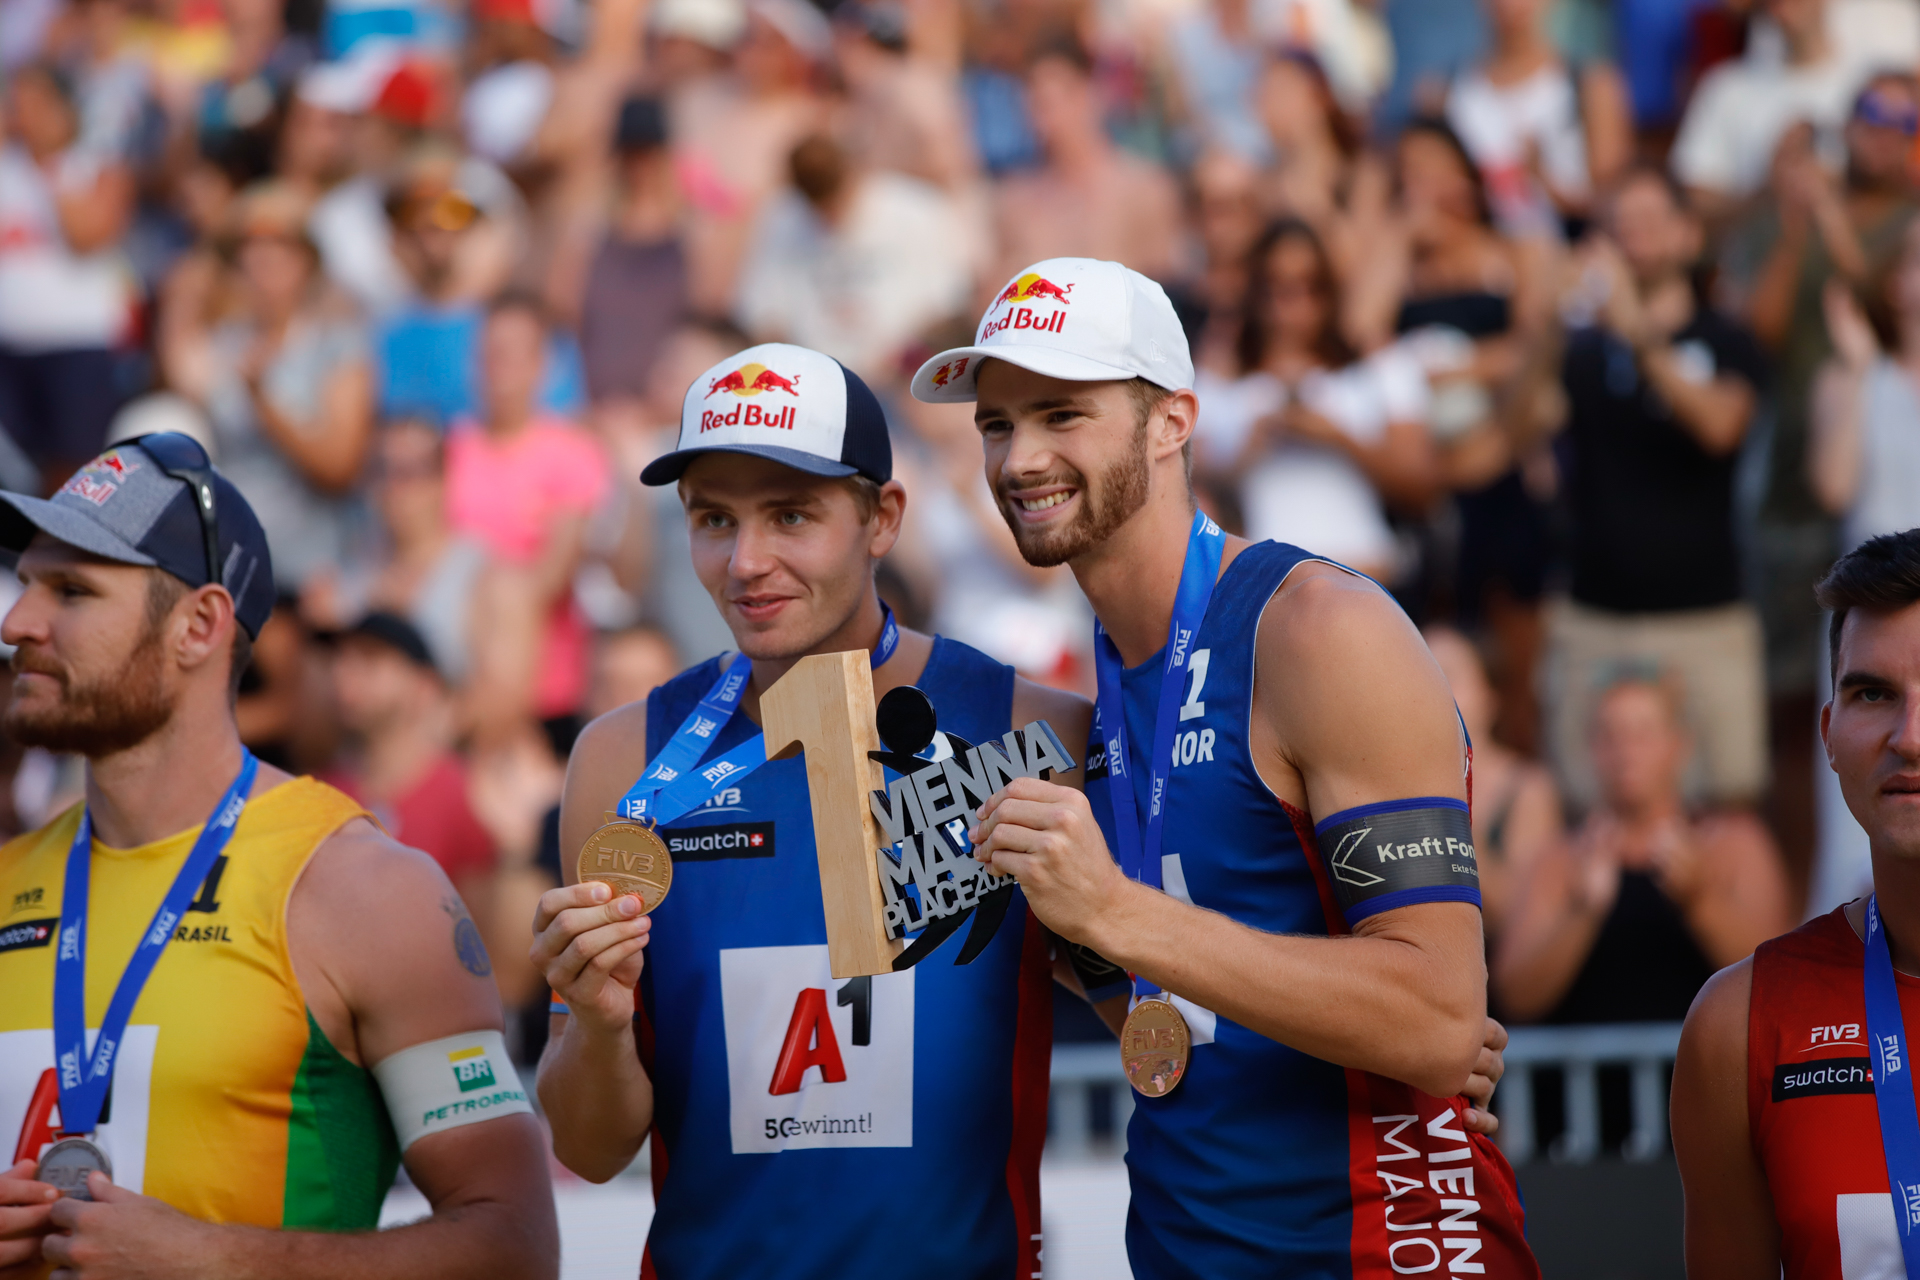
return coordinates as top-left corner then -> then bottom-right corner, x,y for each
910,257 -> 1193,403
640,342 -> 892,486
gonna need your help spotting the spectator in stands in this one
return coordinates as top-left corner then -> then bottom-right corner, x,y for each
325,610 -> 498,923
1165,0 -> 1270,164
1672,0 -> 1871,225
446,293 -> 609,741
832,0 -> 979,194
1720,73 -> 1918,876
1494,670 -> 1791,1024
1254,52 -> 1365,253
1186,149 -> 1266,377
990,36 -> 1182,286
671,0 -> 831,314
162,181 -> 374,590
1812,225 -> 1920,548
1424,624 -> 1562,938
1347,118 -> 1549,745
1193,218 -> 1438,583
0,61 -> 137,489
577,96 -> 688,405
1510,167 -> 1770,813
735,132 -> 971,381
1444,0 -> 1630,237
378,145 -> 585,423
307,417 -> 492,688
586,624 -> 682,720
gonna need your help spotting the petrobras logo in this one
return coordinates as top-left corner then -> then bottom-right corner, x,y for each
701,362 -> 802,432
449,1045 -> 497,1093
928,356 -> 970,389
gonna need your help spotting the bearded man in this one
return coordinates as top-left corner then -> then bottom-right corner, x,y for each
0,435 -> 557,1279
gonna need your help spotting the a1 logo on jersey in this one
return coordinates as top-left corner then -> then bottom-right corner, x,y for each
719,945 -> 913,1153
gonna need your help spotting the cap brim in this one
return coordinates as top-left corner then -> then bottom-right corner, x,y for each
639,444 -> 861,487
910,344 -> 1146,403
0,492 -> 158,567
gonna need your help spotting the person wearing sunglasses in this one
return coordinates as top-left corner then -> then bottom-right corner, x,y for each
0,436 -> 558,1279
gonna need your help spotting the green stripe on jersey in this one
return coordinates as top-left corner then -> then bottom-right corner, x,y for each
283,1009 -> 402,1230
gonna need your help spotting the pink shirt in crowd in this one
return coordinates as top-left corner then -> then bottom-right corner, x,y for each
446,415 -> 611,717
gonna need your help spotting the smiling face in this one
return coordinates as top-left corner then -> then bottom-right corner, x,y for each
1824,600 -> 1920,860
679,454 -> 904,661
973,362 -> 1174,568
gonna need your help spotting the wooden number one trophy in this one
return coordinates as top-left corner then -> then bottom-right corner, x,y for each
761,651 -> 902,978
761,650 -> 1075,980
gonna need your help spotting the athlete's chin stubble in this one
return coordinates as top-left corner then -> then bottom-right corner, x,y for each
4,635 -> 174,757
996,421 -> 1151,568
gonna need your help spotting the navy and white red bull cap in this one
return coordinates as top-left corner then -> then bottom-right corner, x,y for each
910,257 -> 1194,403
641,342 -> 892,486
0,439 -> 274,638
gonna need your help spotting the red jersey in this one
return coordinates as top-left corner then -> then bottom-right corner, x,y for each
1749,907 -> 1908,1277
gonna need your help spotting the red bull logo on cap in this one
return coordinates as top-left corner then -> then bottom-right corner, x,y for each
982,272 -> 1072,342
59,450 -> 139,506
991,273 -> 1074,310
929,357 -> 970,389
700,361 -> 801,432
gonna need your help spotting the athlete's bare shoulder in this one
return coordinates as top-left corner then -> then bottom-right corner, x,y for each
290,816 -> 502,1067
1252,563 -> 1462,812
1010,676 -> 1092,791
1680,956 -> 1755,1066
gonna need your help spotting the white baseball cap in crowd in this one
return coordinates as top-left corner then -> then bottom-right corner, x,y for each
641,342 -> 892,486
910,257 -> 1194,403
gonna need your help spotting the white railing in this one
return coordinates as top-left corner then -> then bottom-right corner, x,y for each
1492,1022 -> 1684,1165
1047,1022 -> 1688,1166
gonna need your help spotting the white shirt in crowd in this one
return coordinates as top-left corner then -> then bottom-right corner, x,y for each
1194,344 -> 1428,570
0,143 -> 135,352
1446,61 -> 1587,239
734,172 -> 973,381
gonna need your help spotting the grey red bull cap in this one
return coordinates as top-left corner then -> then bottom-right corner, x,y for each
0,437 -> 275,639
641,342 -> 892,486
910,257 -> 1194,403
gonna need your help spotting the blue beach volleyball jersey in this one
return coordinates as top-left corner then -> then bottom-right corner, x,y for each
1088,541 -> 1538,1279
632,638 -> 1051,1280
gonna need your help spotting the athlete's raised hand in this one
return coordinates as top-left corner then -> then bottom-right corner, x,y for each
0,1157 -> 57,1273
970,776 -> 1132,945
530,882 -> 652,1034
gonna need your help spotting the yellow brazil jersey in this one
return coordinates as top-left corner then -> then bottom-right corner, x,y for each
0,778 -> 400,1256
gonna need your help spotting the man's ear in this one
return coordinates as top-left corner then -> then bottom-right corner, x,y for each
869,479 -> 908,559
174,584 -> 238,676
1820,699 -> 1835,768
1156,389 -> 1199,463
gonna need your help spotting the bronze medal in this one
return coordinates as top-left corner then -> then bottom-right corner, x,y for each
1121,997 -> 1191,1097
577,820 -> 673,914
37,1136 -> 112,1200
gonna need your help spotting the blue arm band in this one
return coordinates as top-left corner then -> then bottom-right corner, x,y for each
1312,797 -> 1481,926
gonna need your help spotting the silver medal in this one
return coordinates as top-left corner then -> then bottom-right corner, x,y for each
36,1137 -> 112,1200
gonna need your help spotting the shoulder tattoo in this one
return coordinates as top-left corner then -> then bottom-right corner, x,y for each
441,894 -> 493,978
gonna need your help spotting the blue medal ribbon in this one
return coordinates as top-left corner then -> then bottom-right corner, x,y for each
1864,893 -> 1920,1271
618,603 -> 899,827
1092,511 -> 1225,1003
53,751 -> 258,1138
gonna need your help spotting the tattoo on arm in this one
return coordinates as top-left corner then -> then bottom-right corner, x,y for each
442,894 -> 493,977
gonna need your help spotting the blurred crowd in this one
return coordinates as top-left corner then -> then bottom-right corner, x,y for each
3,0 -> 1918,1063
